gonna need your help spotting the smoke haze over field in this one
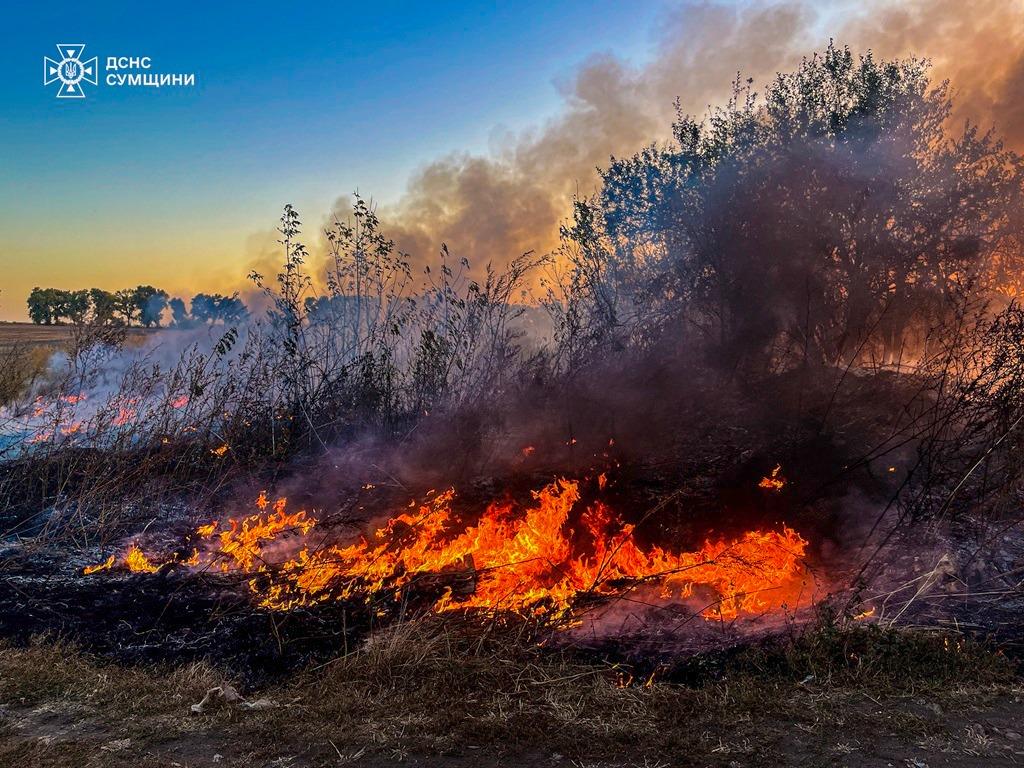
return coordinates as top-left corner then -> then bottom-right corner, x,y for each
322,0 -> 1024,282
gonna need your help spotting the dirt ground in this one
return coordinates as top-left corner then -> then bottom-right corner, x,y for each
1,635 -> 1022,768
4,680 -> 1024,767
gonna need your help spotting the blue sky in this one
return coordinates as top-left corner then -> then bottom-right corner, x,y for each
0,1 -> 667,319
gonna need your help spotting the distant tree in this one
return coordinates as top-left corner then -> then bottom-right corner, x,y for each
29,288 -> 96,324
189,293 -> 217,324
28,285 -> 173,327
168,297 -> 191,327
113,289 -> 138,326
216,293 -> 248,324
133,285 -> 169,327
89,288 -> 119,325
190,292 -> 247,324
27,288 -> 55,325
63,290 -> 91,325
47,289 -> 72,324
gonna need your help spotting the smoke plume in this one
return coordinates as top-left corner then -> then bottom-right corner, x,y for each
312,0 -> 1024,282
372,1 -> 814,270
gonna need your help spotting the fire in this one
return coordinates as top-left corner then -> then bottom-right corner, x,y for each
112,407 -> 136,427
31,393 -> 86,417
206,491 -> 314,571
201,478 -> 807,620
758,464 -> 786,491
24,393 -> 89,443
83,555 -> 115,575
84,477 -> 809,623
82,544 -> 159,574
124,544 -> 159,573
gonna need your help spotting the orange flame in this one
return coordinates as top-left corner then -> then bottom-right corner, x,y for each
83,555 -> 115,575
82,544 -> 159,574
195,479 -> 808,620
124,545 -> 159,573
84,477 -> 809,623
758,464 -> 786,492
112,408 -> 136,427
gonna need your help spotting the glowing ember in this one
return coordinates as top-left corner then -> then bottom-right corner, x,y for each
210,444 -> 229,457
758,464 -> 786,491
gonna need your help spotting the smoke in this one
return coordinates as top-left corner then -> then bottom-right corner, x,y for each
308,0 -> 1024,282
843,0 -> 1024,148
334,1 -> 816,274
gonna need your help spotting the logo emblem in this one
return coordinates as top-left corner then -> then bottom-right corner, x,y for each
43,44 -> 98,99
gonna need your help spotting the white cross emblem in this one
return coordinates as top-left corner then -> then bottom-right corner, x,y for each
44,44 -> 98,99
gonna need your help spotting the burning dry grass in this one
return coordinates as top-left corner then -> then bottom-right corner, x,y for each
79,476 -> 809,624
0,620 -> 1016,766
5,45 -> 1024,766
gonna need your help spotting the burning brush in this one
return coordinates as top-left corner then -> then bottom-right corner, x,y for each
84,475 -> 809,623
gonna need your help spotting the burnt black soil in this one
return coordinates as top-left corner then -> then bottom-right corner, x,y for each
0,547 -> 399,682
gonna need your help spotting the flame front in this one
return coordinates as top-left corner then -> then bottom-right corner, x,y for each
85,477 -> 809,622
215,478 -> 808,619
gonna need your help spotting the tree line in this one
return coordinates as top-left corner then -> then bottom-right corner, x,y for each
26,286 -> 248,328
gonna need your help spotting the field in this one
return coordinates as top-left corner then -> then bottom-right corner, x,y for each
0,322 -> 155,348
